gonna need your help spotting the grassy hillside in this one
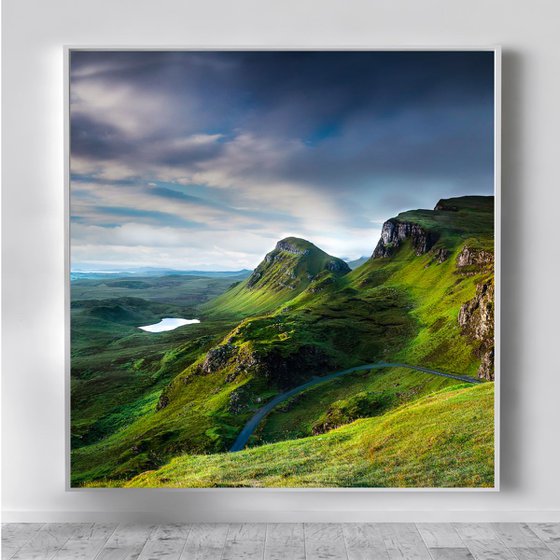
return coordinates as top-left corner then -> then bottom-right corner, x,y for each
121,383 -> 494,488
70,277 -> 239,457
202,237 -> 351,318
394,195 -> 494,251
71,195 -> 495,488
70,284 -> 415,485
253,366 -> 470,446
349,196 -> 494,375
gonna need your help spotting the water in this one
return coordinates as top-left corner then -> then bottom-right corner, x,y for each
138,318 -> 200,333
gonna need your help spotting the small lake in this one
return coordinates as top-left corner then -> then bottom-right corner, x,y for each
138,318 -> 200,333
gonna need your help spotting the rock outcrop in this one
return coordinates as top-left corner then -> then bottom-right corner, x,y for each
200,343 -> 234,374
456,246 -> 494,269
373,219 -> 437,258
155,394 -> 170,411
458,280 -> 495,380
275,239 -> 310,255
234,344 -> 332,389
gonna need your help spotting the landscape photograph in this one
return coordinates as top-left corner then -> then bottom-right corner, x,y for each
69,50 -> 496,488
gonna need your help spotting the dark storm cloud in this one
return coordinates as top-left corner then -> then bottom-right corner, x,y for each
71,50 -> 493,189
70,50 -> 495,269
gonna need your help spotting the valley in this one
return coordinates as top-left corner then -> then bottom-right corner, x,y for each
70,195 -> 495,488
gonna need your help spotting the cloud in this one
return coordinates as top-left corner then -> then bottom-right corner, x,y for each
70,51 -> 495,269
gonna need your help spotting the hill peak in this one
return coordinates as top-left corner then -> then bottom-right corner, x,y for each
373,195 -> 494,259
251,237 -> 350,289
434,195 -> 494,213
274,237 -> 316,255
203,237 -> 350,317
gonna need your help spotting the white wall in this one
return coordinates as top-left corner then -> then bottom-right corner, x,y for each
3,0 -> 560,522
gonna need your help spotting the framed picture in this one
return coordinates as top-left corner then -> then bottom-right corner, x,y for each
67,48 -> 500,489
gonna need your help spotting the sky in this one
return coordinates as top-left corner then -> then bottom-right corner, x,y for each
70,50 -> 495,271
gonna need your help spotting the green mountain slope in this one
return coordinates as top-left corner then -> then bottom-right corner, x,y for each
122,383 -> 494,488
71,195 -> 495,487
252,366 -> 471,446
202,237 -> 351,318
346,256 -> 369,269
353,195 -> 494,378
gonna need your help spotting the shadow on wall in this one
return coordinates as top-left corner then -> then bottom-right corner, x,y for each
500,49 -> 524,492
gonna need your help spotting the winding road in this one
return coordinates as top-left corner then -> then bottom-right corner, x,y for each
229,362 -> 481,452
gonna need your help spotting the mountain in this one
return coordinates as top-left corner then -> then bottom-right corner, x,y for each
373,195 -> 494,258
346,256 -> 368,269
356,194 -> 495,379
71,195 -> 495,488
202,237 -> 351,317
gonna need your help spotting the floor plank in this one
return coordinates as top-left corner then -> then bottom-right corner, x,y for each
304,523 -> 348,560
528,524 -> 560,555
2,524 -> 44,560
454,524 -> 517,560
3,523 -> 560,560
263,523 -> 305,560
96,524 -> 157,560
342,523 -> 389,560
464,540 -> 518,560
96,548 -> 148,560
491,524 -> 559,560
454,525 -> 499,542
378,524 -> 432,560
135,524 -> 191,560
52,538 -> 114,560
222,524 -> 267,560
180,524 -> 229,560
148,526 -> 191,542
2,525 -> 44,543
417,524 -> 464,549
508,548 -> 559,560
10,524 -> 88,560
491,524 -> 544,549
429,549 -> 475,560
51,522 -> 118,560
136,537 -> 187,560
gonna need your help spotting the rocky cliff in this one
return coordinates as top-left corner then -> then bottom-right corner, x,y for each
372,219 -> 437,258
456,245 -> 494,269
458,279 -> 495,380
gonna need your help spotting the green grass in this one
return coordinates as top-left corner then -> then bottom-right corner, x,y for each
253,367 -> 470,445
70,285 -> 416,485
350,242 -> 492,375
71,273 -> 248,306
71,195 -> 495,488
394,195 -> 495,251
70,276 -> 241,457
116,383 -> 494,488
202,237 -> 350,319
71,318 -> 236,450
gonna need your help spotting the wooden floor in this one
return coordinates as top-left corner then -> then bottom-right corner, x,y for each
2,522 -> 560,559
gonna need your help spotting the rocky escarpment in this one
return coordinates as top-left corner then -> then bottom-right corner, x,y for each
373,219 -> 437,258
458,280 -> 495,380
275,239 -> 310,255
456,245 -> 494,270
